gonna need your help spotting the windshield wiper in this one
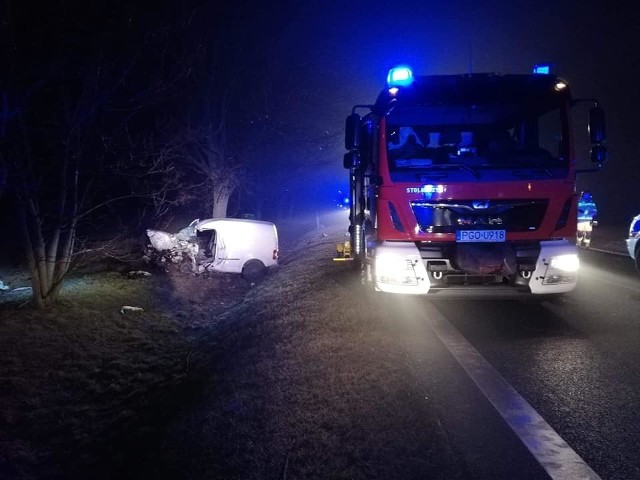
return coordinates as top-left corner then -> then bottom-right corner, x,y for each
420,163 -> 481,179
482,160 -> 555,178
511,166 -> 554,178
415,163 -> 481,180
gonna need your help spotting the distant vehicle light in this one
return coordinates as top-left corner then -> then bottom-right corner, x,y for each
336,190 -> 350,208
554,81 -> 568,91
387,65 -> 414,87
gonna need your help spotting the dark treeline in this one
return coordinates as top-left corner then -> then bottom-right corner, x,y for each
0,0 -> 344,307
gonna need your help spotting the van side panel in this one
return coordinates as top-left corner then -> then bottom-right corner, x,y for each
195,219 -> 278,274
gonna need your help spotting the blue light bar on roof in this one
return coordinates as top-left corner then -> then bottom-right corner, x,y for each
387,65 -> 414,87
533,63 -> 553,75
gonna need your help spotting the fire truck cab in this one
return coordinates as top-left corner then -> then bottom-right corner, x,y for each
344,64 -> 607,295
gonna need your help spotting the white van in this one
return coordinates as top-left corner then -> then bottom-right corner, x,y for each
193,218 -> 279,281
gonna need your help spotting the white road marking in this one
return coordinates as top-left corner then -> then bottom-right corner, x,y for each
420,303 -> 601,480
587,247 -> 628,257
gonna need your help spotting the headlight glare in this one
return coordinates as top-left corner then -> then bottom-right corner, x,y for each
549,254 -> 579,272
375,256 -> 419,286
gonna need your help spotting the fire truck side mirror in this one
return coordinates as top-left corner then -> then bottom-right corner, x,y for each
588,106 -> 606,144
588,106 -> 606,164
343,151 -> 360,169
590,145 -> 607,164
345,113 -> 361,151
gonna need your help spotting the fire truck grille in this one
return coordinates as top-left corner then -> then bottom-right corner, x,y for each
410,199 -> 548,233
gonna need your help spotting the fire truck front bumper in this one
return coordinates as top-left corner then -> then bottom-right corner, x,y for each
371,239 -> 579,295
527,239 -> 579,294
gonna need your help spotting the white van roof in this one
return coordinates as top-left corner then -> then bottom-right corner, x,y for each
194,218 -> 276,232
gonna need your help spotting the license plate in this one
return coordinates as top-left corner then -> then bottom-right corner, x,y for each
456,229 -> 506,243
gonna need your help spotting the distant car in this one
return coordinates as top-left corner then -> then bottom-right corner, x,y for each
626,214 -> 640,273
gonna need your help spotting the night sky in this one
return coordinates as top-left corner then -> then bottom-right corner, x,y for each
281,0 -> 640,225
3,0 -> 639,226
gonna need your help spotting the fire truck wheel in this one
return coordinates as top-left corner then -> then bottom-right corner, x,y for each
360,262 -> 379,297
242,259 -> 267,282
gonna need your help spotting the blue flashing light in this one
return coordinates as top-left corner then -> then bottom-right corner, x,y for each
387,65 -> 414,87
533,63 -> 552,75
336,191 -> 350,208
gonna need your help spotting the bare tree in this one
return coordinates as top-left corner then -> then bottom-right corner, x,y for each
0,0 -> 195,308
0,0 -> 336,309
0,93 -> 8,200
9,63 -> 131,307
184,111 -> 245,219
173,27 -> 248,220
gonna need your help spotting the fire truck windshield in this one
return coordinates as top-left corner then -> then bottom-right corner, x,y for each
385,102 -> 569,183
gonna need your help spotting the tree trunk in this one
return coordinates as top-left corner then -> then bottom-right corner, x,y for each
210,179 -> 233,218
211,193 -> 230,218
18,203 -> 74,309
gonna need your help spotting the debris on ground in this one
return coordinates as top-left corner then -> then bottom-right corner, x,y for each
127,270 -> 152,278
120,305 -> 145,315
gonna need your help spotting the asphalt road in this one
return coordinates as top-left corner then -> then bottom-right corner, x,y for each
376,248 -> 640,480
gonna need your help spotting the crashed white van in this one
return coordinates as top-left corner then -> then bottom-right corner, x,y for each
146,218 -> 279,281
194,218 -> 278,279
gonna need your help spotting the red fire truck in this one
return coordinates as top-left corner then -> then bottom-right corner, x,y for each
343,64 -> 607,295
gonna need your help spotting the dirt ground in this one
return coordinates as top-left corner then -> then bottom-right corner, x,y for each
0,216 -> 326,480
0,221 -> 632,479
0,249 -> 255,479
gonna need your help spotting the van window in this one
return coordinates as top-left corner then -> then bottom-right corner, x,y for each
197,230 -> 216,258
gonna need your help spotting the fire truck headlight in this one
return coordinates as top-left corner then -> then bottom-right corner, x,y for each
375,256 -> 419,286
549,254 -> 579,272
542,253 -> 579,285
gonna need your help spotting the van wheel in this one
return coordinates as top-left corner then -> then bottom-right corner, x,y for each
242,259 -> 267,282
635,246 -> 640,275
